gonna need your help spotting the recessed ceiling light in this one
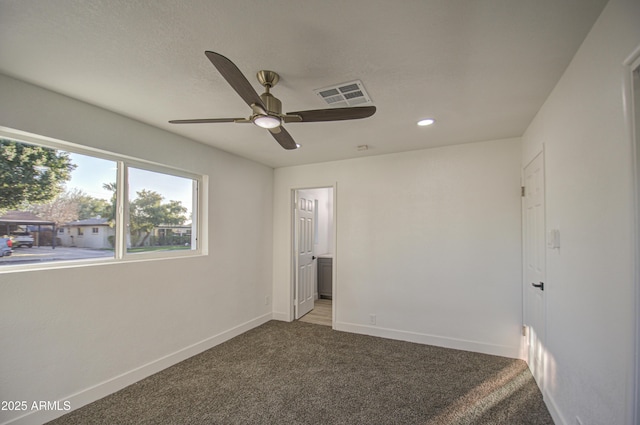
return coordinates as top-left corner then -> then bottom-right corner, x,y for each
417,118 -> 435,126
295,143 -> 301,148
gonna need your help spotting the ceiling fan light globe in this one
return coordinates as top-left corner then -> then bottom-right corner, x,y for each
253,115 -> 282,129
417,118 -> 435,126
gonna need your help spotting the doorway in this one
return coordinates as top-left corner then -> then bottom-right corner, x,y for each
292,186 -> 335,327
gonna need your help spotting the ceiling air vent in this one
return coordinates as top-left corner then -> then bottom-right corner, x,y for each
314,80 -> 372,107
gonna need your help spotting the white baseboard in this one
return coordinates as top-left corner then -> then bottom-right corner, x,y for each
2,313 -> 272,425
271,311 -> 290,322
543,387 -> 568,425
334,321 -> 522,359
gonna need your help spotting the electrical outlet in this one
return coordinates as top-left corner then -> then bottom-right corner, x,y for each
576,416 -> 583,425
265,296 -> 270,306
369,314 -> 376,325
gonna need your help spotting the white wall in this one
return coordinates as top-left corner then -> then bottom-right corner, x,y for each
273,138 -> 523,358
521,0 -> 640,424
0,75 -> 274,425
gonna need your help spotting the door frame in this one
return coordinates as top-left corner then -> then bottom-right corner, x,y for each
623,45 -> 640,425
290,184 -> 337,327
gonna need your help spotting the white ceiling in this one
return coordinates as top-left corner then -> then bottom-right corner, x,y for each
0,0 -> 608,168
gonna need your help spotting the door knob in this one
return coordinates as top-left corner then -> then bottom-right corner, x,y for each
312,256 -> 317,260
531,282 -> 544,291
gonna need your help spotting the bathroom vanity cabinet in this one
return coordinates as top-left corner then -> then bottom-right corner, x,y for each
317,256 -> 333,299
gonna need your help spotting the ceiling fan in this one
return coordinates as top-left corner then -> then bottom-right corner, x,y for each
169,51 -> 376,150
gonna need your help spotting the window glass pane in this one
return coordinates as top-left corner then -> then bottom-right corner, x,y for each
0,138 -> 117,266
126,167 -> 195,254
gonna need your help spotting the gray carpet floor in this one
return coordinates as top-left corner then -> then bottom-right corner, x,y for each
47,321 -> 554,424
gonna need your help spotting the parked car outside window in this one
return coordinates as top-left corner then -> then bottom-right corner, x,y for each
10,232 -> 34,248
0,237 -> 13,257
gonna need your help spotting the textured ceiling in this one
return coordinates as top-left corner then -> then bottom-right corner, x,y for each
0,0 -> 608,168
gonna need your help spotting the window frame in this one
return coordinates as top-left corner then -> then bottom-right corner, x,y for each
0,126 -> 207,273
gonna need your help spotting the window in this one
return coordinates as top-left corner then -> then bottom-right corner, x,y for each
0,128 -> 204,270
126,167 -> 195,254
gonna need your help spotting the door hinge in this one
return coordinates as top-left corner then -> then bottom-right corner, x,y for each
522,325 -> 527,337
521,186 -> 526,197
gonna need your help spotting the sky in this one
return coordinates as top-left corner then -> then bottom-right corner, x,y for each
65,152 -> 194,214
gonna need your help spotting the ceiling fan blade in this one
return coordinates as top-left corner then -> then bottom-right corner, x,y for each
285,106 -> 376,122
268,126 -> 298,150
205,51 -> 265,110
169,118 -> 244,124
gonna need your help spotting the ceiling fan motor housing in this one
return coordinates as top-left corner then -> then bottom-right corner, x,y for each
260,92 -> 282,115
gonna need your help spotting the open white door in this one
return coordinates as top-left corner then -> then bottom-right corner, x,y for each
294,191 -> 315,319
523,152 -> 546,388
